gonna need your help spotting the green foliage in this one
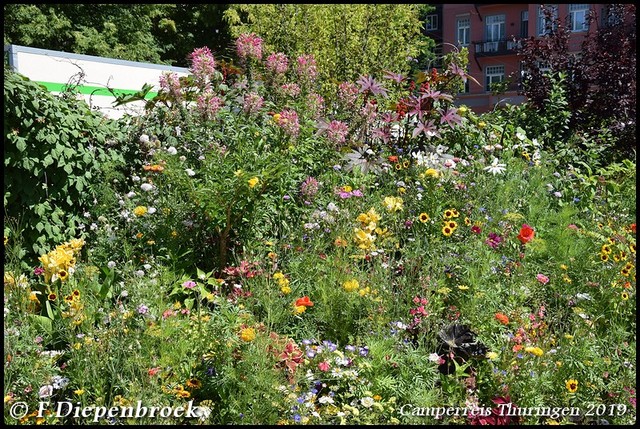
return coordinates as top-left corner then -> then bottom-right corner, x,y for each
3,69 -> 125,255
224,4 -> 429,94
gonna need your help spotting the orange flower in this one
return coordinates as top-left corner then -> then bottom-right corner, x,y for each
517,224 -> 535,244
143,164 -> 165,172
495,312 -> 509,325
294,296 -> 314,307
388,156 -> 399,163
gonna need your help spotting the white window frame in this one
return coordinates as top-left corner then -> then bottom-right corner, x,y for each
485,65 -> 505,92
569,4 -> 589,32
537,4 -> 558,36
426,14 -> 439,31
484,14 -> 505,53
456,16 -> 470,47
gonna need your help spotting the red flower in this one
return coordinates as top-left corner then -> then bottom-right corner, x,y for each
517,224 -> 535,244
495,313 -> 509,325
630,223 -> 636,234
388,155 -> 399,163
294,296 -> 314,307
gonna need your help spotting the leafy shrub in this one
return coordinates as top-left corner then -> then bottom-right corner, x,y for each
3,69 -> 125,256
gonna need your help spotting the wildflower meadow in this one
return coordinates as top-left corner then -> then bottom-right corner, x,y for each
4,32 -> 636,425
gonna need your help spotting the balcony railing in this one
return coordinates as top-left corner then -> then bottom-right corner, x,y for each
472,39 -> 522,57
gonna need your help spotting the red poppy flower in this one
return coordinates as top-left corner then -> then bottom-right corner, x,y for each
388,156 -> 399,163
294,296 -> 314,307
517,224 -> 535,244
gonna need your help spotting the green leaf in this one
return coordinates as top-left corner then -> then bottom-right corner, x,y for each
45,300 -> 55,319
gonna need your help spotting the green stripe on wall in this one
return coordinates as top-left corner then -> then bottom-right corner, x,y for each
36,81 -> 159,99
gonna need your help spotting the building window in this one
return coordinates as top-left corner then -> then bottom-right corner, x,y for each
485,65 -> 504,92
456,16 -> 470,46
537,4 -> 558,35
484,14 -> 505,52
520,10 -> 529,37
569,4 -> 589,32
426,14 -> 438,31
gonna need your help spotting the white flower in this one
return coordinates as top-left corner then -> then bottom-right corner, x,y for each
327,202 -> 339,212
318,395 -> 335,404
360,397 -> 375,408
139,134 -> 150,144
147,207 -> 157,214
39,385 -> 54,398
428,353 -> 442,363
185,168 -> 196,177
483,157 -> 506,175
107,261 -> 116,269
52,376 -> 69,389
167,146 -> 178,155
576,293 -> 592,301
132,175 -> 140,182
126,191 -> 136,198
140,183 -> 154,192
135,270 -> 145,277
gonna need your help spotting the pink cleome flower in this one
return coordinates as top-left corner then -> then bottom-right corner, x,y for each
236,33 -> 263,61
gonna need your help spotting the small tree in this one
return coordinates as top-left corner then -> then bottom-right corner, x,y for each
517,4 -> 636,155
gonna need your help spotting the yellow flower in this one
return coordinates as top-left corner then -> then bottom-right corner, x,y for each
248,177 -> 260,189
234,169 -> 244,177
424,168 -> 440,178
486,351 -> 499,360
280,285 -> 292,295
74,389 -> 85,395
418,213 -> 430,223
457,106 -> 468,115
442,225 -> 454,236
272,113 -> 282,123
343,279 -> 360,293
565,379 -> 578,393
133,206 -> 148,217
524,346 -> 544,357
240,328 -> 256,342
4,395 -> 12,403
342,185 -> 353,193
383,196 -> 404,212
621,291 -> 629,300
58,270 -> 69,282
293,305 -> 306,314
3,236 -> 8,246
273,272 -> 285,280
478,121 -> 486,129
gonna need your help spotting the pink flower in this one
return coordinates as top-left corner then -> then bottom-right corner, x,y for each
236,33 -> 263,60
536,274 -> 550,284
266,52 -> 288,74
183,280 -> 197,289
159,72 -> 183,100
296,54 -> 318,81
189,47 -> 216,88
338,82 -> 359,107
276,109 -> 300,138
243,92 -> 264,114
327,120 -> 349,146
318,361 -> 330,372
306,93 -> 325,117
280,83 -> 301,98
196,93 -> 224,119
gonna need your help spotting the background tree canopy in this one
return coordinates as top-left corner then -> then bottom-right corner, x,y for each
224,4 -> 434,88
3,4 -> 233,65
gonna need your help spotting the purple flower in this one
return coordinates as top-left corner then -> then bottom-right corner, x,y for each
358,346 -> 369,357
183,280 -> 197,289
439,107 -> 463,128
356,75 -> 388,98
137,304 -> 149,315
34,267 -> 45,276
485,232 -> 503,249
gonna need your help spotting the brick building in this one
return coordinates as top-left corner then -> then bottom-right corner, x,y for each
427,4 -> 614,112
